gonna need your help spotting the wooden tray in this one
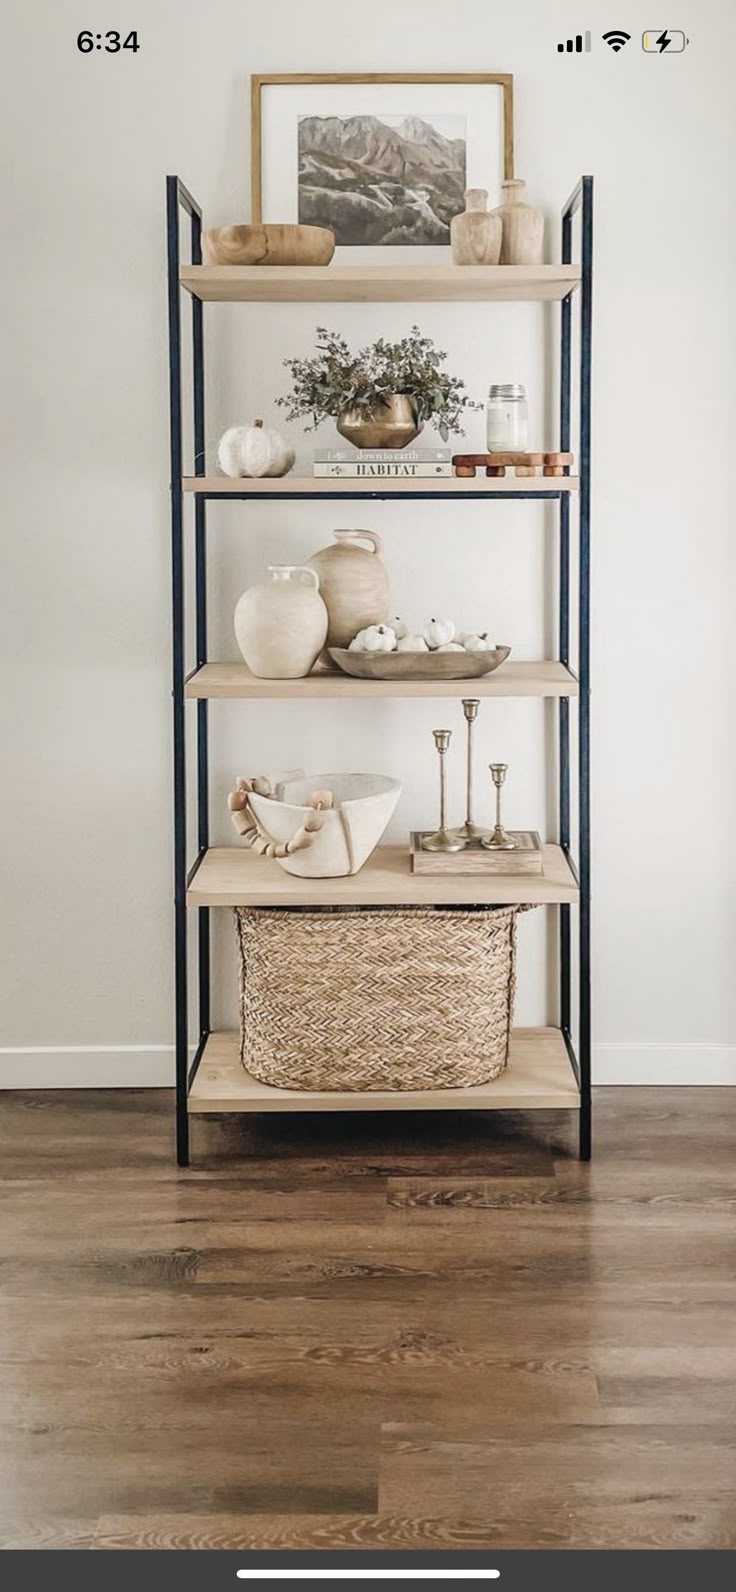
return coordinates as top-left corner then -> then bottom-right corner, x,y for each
329,646 -> 510,682
410,830 -> 543,875
452,452 -> 574,478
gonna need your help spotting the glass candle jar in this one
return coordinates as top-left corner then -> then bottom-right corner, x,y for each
486,384 -> 529,450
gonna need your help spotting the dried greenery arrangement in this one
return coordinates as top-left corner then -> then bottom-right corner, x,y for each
277,326 -> 478,440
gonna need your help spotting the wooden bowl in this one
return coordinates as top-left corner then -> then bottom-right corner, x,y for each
204,224 -> 335,267
329,647 -> 511,682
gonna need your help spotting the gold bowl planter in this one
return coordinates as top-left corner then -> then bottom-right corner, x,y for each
337,394 -> 421,450
329,646 -> 510,682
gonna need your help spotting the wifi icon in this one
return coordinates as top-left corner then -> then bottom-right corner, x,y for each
603,29 -> 631,51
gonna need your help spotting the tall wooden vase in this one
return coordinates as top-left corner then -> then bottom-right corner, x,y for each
496,179 -> 544,266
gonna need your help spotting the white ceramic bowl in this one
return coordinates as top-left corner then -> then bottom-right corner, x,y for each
247,771 -> 401,877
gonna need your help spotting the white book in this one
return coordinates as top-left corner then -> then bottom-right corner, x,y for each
313,462 -> 453,478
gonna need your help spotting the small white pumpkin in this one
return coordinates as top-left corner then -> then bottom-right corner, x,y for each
390,616 -> 410,641
396,634 -> 429,653
351,623 -> 396,653
217,419 -> 295,479
423,617 -> 456,649
462,632 -> 496,652
436,641 -> 465,652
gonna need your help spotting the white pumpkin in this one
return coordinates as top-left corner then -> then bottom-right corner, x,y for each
396,634 -> 429,653
462,632 -> 496,652
423,617 -> 456,649
217,419 -> 295,479
390,616 -> 410,641
436,642 -> 465,652
351,624 -> 396,653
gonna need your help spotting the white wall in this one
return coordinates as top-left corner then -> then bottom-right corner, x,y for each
1,0 -> 735,1086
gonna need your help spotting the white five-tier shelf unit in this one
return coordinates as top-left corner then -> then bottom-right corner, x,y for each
167,175 -> 593,1168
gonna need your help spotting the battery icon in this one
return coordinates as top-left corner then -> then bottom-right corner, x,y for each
642,30 -> 689,51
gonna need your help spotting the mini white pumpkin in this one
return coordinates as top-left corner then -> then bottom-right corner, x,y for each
396,634 -> 429,652
350,623 -> 396,653
390,616 -> 410,641
462,632 -> 496,652
436,642 -> 465,652
217,419 -> 295,479
423,617 -> 456,649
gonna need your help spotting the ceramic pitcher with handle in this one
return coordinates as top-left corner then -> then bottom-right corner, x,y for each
234,565 -> 328,678
307,530 -> 390,648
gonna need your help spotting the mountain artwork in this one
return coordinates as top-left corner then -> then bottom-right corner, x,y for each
297,113 -> 467,246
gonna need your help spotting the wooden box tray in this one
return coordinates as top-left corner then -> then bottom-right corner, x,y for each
410,830 -> 543,875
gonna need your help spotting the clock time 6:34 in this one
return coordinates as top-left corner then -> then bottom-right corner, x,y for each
77,31 -> 139,52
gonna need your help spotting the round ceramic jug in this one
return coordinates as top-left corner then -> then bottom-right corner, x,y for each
307,530 -> 390,648
450,189 -> 502,265
496,179 -> 544,266
234,565 -> 328,678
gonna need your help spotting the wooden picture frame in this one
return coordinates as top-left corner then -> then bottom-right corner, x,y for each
250,72 -> 514,240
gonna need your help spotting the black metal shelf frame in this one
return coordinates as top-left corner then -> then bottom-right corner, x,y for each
166,174 -> 593,1168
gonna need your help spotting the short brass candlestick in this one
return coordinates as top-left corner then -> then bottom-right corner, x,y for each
421,730 -> 466,853
481,762 -> 517,850
450,698 -> 491,844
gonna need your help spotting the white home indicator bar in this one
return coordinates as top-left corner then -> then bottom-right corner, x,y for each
237,1574 -> 501,1581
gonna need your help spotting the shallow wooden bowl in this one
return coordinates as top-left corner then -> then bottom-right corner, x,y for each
329,647 -> 511,682
204,224 -> 336,267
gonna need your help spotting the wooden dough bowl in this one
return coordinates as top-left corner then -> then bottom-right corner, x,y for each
329,646 -> 510,682
204,224 -> 336,267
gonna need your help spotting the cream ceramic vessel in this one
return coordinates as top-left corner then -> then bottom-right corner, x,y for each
248,771 -> 402,877
234,565 -> 328,679
307,530 -> 390,648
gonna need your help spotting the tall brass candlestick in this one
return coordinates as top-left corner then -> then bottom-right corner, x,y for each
450,698 -> 491,844
421,730 -> 466,853
481,762 -> 517,850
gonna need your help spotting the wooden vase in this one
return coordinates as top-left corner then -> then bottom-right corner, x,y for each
496,180 -> 544,266
450,189 -> 502,266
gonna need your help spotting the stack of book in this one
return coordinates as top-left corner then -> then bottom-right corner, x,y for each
313,447 -> 452,479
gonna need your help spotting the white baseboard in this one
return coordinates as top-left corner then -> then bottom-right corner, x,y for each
593,1043 -> 736,1086
1,1043 -> 734,1090
0,1046 -> 176,1088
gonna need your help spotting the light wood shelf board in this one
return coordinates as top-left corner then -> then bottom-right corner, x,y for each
179,263 -> 581,304
189,1029 -> 580,1113
186,843 -> 578,908
182,474 -> 579,496
185,661 -> 578,701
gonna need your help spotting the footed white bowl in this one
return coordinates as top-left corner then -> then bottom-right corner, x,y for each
248,771 -> 401,877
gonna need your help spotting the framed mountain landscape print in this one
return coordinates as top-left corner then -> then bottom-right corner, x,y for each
251,73 -> 514,262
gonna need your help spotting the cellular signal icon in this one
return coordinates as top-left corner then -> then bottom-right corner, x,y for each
558,32 -> 592,52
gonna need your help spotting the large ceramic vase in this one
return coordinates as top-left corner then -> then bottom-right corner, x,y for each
307,530 -> 390,648
450,189 -> 502,265
337,394 -> 420,450
496,179 -> 544,265
234,565 -> 328,678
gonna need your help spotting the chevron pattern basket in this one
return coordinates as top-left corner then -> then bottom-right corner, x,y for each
235,904 -> 523,1092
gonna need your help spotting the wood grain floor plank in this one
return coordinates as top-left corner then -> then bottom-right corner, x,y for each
0,1087 -> 734,1549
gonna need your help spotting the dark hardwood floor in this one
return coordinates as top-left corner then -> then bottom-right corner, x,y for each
0,1088 -> 735,1550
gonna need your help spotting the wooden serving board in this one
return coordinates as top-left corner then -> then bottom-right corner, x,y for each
410,831 -> 544,875
452,452 -> 574,478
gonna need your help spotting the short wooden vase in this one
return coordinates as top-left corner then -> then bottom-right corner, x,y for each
450,189 -> 502,266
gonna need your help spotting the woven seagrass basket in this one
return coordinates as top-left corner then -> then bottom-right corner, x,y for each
235,904 -> 524,1092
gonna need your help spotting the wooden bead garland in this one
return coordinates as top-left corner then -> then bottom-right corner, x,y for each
227,776 -> 333,858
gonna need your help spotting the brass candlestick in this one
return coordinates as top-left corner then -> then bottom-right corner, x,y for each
450,698 -> 491,844
481,762 -> 517,850
421,730 -> 466,853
